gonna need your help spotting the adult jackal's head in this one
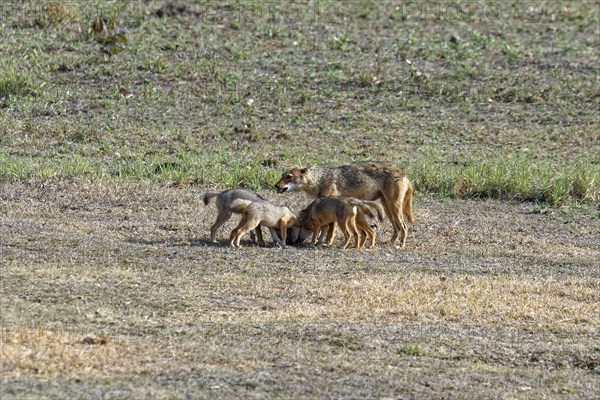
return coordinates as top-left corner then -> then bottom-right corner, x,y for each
274,167 -> 309,193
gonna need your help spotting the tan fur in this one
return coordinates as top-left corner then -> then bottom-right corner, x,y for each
275,162 -> 414,247
299,197 -> 360,249
346,198 -> 385,249
229,201 -> 299,248
203,189 -> 269,244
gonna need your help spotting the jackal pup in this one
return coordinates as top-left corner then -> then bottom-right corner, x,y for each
299,197 -> 361,249
275,162 -> 414,247
203,188 -> 270,244
229,200 -> 299,248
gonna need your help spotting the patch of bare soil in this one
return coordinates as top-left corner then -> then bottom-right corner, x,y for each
1,180 -> 598,399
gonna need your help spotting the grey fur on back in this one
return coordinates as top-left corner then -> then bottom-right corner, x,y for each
310,163 -> 403,200
204,188 -> 267,210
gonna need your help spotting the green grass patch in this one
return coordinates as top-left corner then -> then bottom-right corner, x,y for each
0,64 -> 41,98
0,147 -> 281,190
0,0 -> 598,207
2,149 -> 597,206
411,159 -> 599,205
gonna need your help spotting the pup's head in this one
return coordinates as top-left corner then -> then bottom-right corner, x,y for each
274,167 -> 309,194
364,201 -> 385,223
365,208 -> 382,229
284,210 -> 312,244
287,225 -> 312,244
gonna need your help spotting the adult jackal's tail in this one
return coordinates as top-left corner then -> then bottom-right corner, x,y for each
403,178 -> 415,223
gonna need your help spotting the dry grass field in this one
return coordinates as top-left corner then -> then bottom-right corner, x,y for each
1,0 -> 599,399
2,180 -> 598,398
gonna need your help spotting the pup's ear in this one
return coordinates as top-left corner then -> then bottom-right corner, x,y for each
300,168 -> 308,174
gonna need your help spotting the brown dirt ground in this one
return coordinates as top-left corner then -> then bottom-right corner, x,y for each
1,179 -> 599,399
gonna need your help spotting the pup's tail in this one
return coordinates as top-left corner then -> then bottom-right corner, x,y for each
203,191 -> 219,206
403,177 -> 415,223
230,199 -> 252,213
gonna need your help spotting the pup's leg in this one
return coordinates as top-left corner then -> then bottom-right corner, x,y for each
289,226 -> 300,244
340,220 -> 352,249
369,227 -> 377,248
299,227 -> 311,244
317,224 -> 329,246
254,226 -> 265,246
355,223 -> 367,249
357,219 -> 376,249
346,208 -> 360,249
358,230 -> 366,248
311,224 -> 321,246
340,210 -> 358,249
325,222 -> 337,245
211,211 -> 232,242
355,215 -> 373,248
232,222 -> 258,247
230,214 -> 258,248
279,219 -> 288,248
361,226 -> 372,248
269,228 -> 282,246
229,217 -> 246,247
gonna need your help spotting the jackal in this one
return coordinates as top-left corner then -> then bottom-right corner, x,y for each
203,189 -> 271,245
229,200 -> 299,248
298,197 -> 360,249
